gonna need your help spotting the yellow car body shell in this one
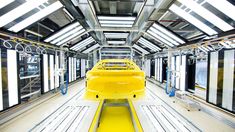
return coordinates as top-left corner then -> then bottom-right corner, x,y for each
85,59 -> 145,99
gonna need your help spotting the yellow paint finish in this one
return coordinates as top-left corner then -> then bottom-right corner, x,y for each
89,100 -> 104,132
85,59 -> 145,100
128,99 -> 143,132
97,105 -> 135,132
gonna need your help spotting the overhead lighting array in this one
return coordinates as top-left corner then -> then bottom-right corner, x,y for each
82,44 -> 100,54
0,0 -> 63,33
0,0 -> 14,9
133,44 -> 149,55
205,0 -> 235,21
70,37 -> 95,51
9,1 -> 63,32
44,22 -> 85,46
169,4 -> 218,36
146,23 -> 185,47
98,16 -> 136,28
0,0 -> 48,27
138,37 -> 161,52
198,46 -> 213,53
220,42 -> 235,49
107,41 -> 126,45
104,33 -> 129,39
177,0 -> 233,32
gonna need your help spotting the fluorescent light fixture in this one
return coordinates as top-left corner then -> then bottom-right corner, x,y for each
198,47 -> 207,53
51,26 -> 83,44
133,44 -> 149,54
178,0 -> 233,32
138,39 -> 159,51
56,29 -> 86,46
152,23 -> 185,44
44,22 -> 80,42
205,0 -> 235,21
104,33 -> 129,38
146,30 -> 174,47
8,1 -> 63,32
73,38 -> 94,51
200,46 -> 209,51
0,0 -> 14,9
63,8 -> 74,20
220,42 -> 232,48
98,16 -> 136,21
82,44 -> 100,53
100,24 -> 132,27
71,37 -> 94,50
149,27 -> 179,46
107,41 -> 126,44
206,46 -> 213,51
139,37 -> 161,51
169,4 -> 217,35
99,21 -> 134,24
225,41 -> 235,48
0,0 -> 48,27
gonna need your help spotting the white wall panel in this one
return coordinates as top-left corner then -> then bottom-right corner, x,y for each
222,50 -> 234,111
7,50 -> 18,107
175,56 -> 180,89
160,58 -> 162,82
81,59 -> 86,77
55,56 -> 59,88
171,57 -> 175,87
155,59 -> 157,80
180,55 -> 186,91
73,58 -> 76,81
50,55 -> 55,90
145,59 -> 151,77
69,57 -> 72,82
43,54 -> 49,93
70,57 -> 73,81
157,58 -> 160,81
209,52 -> 218,104
0,49 -> 2,110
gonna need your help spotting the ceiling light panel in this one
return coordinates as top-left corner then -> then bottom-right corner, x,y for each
220,42 -> 232,49
98,16 -> 136,28
205,0 -> 235,21
56,29 -> 85,46
152,23 -> 185,44
198,47 -> 207,53
73,38 -> 94,50
138,37 -> 161,51
104,33 -> 129,39
70,37 -> 94,50
82,44 -> 100,53
51,26 -> 83,44
146,31 -> 174,47
138,39 -> 159,51
0,0 -> 49,27
0,0 -> 14,9
45,22 -> 80,42
178,0 -> 233,32
8,1 -> 63,32
133,44 -> 149,54
107,41 -> 126,44
169,4 -> 218,36
43,22 -> 86,46
149,27 -> 179,46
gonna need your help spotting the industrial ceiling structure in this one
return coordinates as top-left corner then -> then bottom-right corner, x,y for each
0,0 -> 235,57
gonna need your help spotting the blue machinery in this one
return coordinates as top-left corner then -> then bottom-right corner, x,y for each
56,49 -> 69,95
165,68 -> 176,97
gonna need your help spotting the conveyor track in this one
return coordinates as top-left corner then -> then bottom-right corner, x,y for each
30,89 -> 99,132
132,87 -> 202,132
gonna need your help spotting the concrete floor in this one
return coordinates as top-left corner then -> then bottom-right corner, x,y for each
0,79 -> 234,132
